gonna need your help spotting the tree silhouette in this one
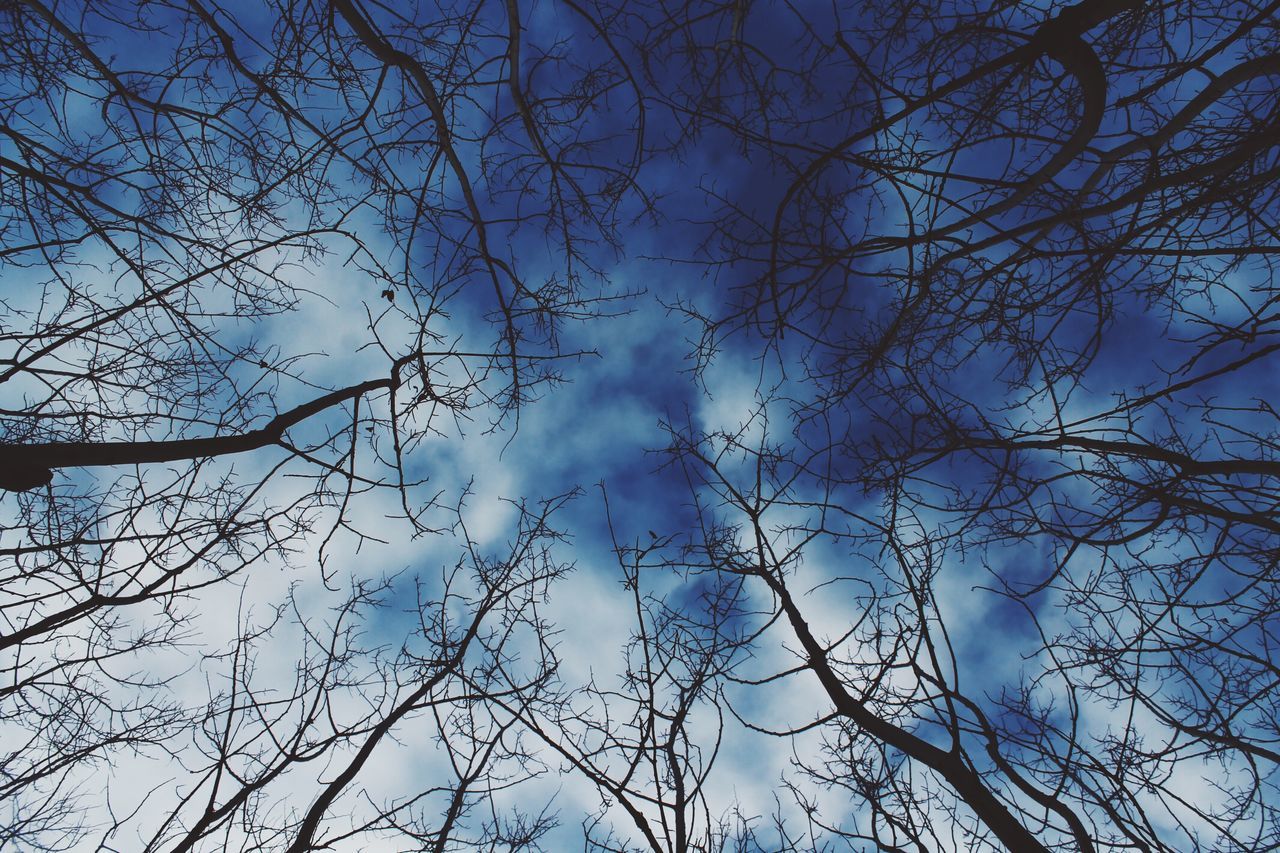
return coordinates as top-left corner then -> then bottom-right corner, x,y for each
3,0 -> 1279,849
604,0 -> 1280,847
1,0 -> 630,846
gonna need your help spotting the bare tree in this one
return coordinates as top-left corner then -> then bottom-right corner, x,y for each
502,489 -> 758,853
1,0 -> 635,847
143,491 -> 575,853
4,0 -> 1280,850
582,0 -> 1280,849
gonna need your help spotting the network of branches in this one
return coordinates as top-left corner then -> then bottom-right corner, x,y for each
1,0 -> 1278,850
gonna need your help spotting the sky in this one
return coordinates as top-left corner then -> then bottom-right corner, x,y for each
2,0 -> 1279,850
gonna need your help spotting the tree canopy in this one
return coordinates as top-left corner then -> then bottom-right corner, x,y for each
2,0 -> 1279,849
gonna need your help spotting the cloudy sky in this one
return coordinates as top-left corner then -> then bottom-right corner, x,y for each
2,0 -> 1279,850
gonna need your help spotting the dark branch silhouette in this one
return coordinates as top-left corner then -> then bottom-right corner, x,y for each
0,377 -> 393,492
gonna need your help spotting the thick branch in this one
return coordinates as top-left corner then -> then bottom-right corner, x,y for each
0,377 -> 391,492
967,434 -> 1280,478
759,569 -> 1055,853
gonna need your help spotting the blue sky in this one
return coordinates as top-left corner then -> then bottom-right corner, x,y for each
2,0 -> 1279,850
